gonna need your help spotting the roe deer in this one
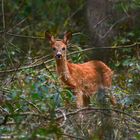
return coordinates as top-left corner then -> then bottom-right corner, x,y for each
45,31 -> 115,108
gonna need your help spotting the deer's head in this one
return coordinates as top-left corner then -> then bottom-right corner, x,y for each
45,32 -> 72,60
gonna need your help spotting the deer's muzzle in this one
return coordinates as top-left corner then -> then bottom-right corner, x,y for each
56,52 -> 62,59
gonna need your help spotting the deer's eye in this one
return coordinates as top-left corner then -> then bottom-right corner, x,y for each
62,47 -> 65,51
52,48 -> 56,51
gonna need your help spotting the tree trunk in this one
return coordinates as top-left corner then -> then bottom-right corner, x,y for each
86,0 -> 139,62
86,0 -> 118,62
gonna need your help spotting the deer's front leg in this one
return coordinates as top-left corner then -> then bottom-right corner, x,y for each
75,90 -> 90,108
75,90 -> 90,124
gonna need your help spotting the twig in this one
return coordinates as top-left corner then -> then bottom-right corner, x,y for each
1,112 -> 45,117
0,106 -> 9,114
0,134 -> 14,139
56,107 -> 140,123
64,2 -> 86,26
2,0 -> 5,30
94,16 -> 110,28
6,32 -> 44,39
68,42 -> 140,57
30,54 -> 51,65
99,16 -> 130,39
56,109 -> 67,127
0,112 -> 48,126
5,32 -> 80,40
20,97 -> 42,113
0,61 -> 45,73
0,107 -> 139,126
0,42 -> 139,74
58,133 -> 84,140
1,0 -> 15,67
7,17 -> 27,33
121,2 -> 130,17
1,0 -> 6,42
0,30 -> 4,33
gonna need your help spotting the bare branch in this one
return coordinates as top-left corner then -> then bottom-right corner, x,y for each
2,0 -> 6,30
56,109 -> 67,127
64,2 -> 86,26
94,16 -> 110,28
6,32 -> 44,40
56,107 -> 140,123
7,17 -> 27,33
68,42 -> 140,56
58,133 -> 84,140
20,97 -> 42,113
98,16 -> 131,39
0,42 -> 139,74
0,111 -> 49,126
0,61 -> 46,73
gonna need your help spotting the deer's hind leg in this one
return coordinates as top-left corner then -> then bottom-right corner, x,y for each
102,71 -> 117,105
102,70 -> 113,88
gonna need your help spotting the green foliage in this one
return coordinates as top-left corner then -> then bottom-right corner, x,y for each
0,0 -> 140,139
112,51 -> 140,107
112,0 -> 140,49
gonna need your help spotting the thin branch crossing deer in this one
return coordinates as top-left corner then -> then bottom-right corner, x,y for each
45,32 -> 115,108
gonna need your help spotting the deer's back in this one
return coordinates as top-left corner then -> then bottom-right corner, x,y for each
67,60 -> 113,96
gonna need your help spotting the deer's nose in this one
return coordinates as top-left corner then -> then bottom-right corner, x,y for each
56,52 -> 62,59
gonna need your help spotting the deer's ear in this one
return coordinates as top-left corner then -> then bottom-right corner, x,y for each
63,32 -> 72,44
45,31 -> 55,44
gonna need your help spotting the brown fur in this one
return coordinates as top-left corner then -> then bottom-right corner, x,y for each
45,32 -> 114,108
